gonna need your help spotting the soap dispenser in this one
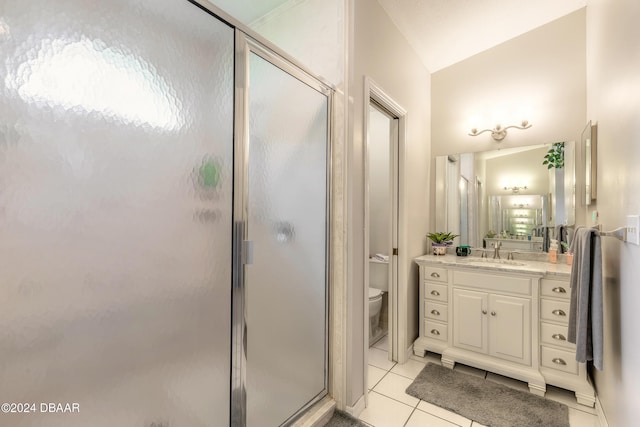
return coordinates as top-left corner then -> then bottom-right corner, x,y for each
549,239 -> 558,264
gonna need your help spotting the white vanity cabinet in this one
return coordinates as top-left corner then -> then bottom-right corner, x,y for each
453,289 -> 531,366
538,277 -> 596,406
414,256 -> 595,407
419,265 -> 450,353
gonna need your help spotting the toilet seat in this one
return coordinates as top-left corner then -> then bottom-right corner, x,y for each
368,288 -> 383,300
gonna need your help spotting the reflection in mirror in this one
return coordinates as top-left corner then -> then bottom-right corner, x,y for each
582,121 -> 597,206
435,142 -> 575,252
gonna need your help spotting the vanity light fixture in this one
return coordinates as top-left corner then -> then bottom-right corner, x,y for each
505,185 -> 527,193
468,120 -> 532,141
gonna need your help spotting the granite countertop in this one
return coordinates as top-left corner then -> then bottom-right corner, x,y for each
414,253 -> 572,278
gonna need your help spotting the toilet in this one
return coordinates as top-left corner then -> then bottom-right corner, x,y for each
369,287 -> 384,343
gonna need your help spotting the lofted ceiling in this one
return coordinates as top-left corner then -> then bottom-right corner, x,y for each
376,0 -> 587,72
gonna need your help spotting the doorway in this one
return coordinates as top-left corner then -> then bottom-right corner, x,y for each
364,79 -> 407,374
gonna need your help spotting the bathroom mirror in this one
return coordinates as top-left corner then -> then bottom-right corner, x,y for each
435,141 -> 576,252
582,121 -> 597,205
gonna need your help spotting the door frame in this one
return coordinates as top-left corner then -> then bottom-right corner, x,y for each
363,77 -> 408,393
232,30 -> 334,427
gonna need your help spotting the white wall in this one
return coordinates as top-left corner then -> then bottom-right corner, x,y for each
431,8 -> 587,231
250,0 -> 345,85
350,0 -> 431,407
431,8 -> 586,156
585,0 -> 640,425
485,147 -> 551,197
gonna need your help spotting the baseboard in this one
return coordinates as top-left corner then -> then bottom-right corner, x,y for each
345,394 -> 365,418
405,343 -> 413,363
595,395 -> 609,427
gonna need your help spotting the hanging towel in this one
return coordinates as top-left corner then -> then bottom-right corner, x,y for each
567,227 -> 604,370
555,225 -> 565,253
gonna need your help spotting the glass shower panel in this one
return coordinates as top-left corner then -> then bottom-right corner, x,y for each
246,53 -> 328,427
0,1 -> 233,426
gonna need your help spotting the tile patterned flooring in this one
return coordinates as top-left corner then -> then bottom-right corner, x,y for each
359,336 -> 599,427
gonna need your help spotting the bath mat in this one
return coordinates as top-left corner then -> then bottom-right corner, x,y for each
325,410 -> 368,427
405,363 -> 569,427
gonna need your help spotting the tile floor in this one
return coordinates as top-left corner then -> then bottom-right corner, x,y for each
359,336 -> 599,427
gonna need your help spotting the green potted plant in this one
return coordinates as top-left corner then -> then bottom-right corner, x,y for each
427,232 -> 459,255
542,142 -> 565,169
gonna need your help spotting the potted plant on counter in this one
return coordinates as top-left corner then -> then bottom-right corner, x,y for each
427,232 -> 459,256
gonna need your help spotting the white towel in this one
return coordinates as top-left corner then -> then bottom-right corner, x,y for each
373,253 -> 389,262
567,227 -> 603,370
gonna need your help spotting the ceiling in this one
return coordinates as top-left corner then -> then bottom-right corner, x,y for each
209,0 -> 587,73
376,0 -> 587,72
207,0 -> 292,24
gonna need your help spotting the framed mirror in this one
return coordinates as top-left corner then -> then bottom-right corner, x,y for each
582,121 -> 597,205
435,141 -> 576,252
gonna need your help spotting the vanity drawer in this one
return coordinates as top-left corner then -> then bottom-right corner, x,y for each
540,322 -> 575,350
541,346 -> 578,375
424,320 -> 448,341
425,301 -> 448,321
424,282 -> 448,303
453,270 -> 531,295
541,279 -> 570,300
541,299 -> 570,324
424,266 -> 448,283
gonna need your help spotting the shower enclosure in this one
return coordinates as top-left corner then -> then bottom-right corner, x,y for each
0,1 -> 331,426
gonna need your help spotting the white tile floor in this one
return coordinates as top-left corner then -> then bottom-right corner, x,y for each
359,336 -> 599,427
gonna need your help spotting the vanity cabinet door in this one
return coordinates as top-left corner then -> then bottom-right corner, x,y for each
489,294 -> 531,365
453,289 -> 488,353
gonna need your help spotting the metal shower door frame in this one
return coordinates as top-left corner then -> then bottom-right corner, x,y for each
231,30 -> 334,427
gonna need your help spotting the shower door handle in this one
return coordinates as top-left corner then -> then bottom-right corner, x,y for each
242,240 -> 254,265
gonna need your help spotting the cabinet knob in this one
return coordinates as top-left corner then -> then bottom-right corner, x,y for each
430,309 -> 440,316
552,333 -> 567,341
552,287 -> 567,294
430,329 -> 440,336
430,290 -> 440,296
482,310 -> 487,315
552,309 -> 567,317
430,272 -> 440,278
552,358 -> 567,366
491,311 -> 496,316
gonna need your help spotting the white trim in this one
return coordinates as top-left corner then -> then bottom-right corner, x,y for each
595,395 -> 609,427
363,77 -> 409,405
345,394 -> 366,418
328,0 -> 352,413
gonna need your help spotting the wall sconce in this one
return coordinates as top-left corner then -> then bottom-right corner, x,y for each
505,185 -> 528,193
468,120 -> 532,141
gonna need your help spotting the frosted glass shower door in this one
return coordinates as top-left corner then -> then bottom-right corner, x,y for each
245,50 -> 329,426
0,1 -> 234,426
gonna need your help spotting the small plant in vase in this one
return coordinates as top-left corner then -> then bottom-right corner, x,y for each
427,232 -> 459,256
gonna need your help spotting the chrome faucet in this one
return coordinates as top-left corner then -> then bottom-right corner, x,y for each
492,241 -> 501,259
